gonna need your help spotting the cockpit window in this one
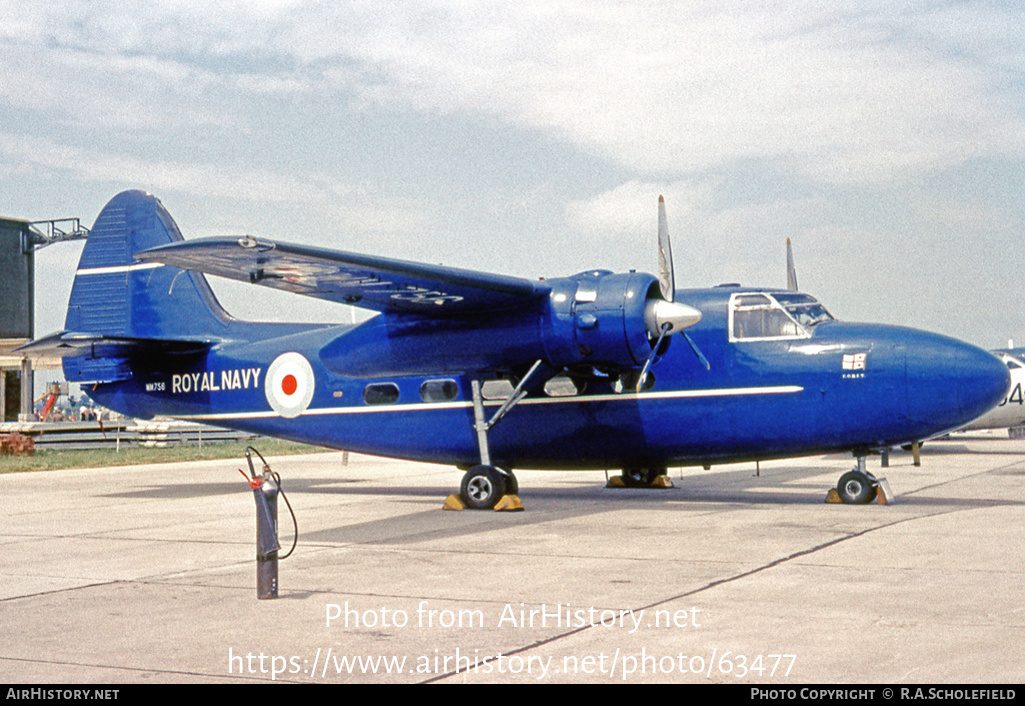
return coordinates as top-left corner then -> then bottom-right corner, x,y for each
772,293 -> 834,328
730,292 -> 831,342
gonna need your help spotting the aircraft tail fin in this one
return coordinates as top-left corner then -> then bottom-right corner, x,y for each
60,190 -> 233,382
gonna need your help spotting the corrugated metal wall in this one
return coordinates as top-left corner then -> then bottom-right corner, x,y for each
0,219 -> 33,340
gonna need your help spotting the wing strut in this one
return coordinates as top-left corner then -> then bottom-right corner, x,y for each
471,380 -> 493,467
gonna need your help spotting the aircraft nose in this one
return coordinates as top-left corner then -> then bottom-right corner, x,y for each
954,345 -> 1012,422
905,333 -> 1009,434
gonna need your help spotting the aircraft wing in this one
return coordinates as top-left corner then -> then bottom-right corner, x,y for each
135,236 -> 549,315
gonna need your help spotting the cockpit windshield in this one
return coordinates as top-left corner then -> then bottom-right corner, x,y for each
772,293 -> 834,328
730,291 -> 834,342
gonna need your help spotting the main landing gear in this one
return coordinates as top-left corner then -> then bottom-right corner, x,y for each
607,466 -> 674,489
459,464 -> 519,510
445,364 -> 542,511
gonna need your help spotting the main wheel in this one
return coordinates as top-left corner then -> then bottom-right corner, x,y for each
836,470 -> 878,504
460,465 -> 508,509
621,467 -> 663,487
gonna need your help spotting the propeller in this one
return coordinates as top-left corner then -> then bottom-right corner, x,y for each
637,196 -> 709,391
786,237 -> 798,291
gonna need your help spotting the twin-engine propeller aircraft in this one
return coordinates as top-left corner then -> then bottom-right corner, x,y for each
963,348 -> 1025,435
21,190 -> 1009,507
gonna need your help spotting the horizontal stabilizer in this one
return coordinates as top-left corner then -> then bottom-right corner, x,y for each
136,236 -> 549,315
17,331 -> 211,384
17,331 -> 212,358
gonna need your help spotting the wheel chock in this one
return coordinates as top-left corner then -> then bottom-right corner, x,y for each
605,475 -> 674,489
493,495 -> 524,512
442,494 -> 523,511
825,480 -> 893,505
875,478 -> 894,505
442,494 -> 466,511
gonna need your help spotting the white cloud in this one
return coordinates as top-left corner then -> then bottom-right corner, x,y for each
6,1 -> 1023,185
0,132 -> 436,241
277,2 -> 1025,183
565,181 -> 706,237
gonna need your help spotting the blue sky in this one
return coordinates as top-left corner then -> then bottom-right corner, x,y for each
2,1 -> 1024,350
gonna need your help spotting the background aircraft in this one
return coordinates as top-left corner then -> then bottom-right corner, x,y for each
21,190 -> 1010,507
962,348 -> 1025,436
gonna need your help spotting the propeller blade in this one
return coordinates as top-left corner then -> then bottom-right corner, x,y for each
657,195 -> 674,303
636,323 -> 672,392
637,322 -> 710,392
786,238 -> 798,291
651,196 -> 709,372
683,332 -> 711,371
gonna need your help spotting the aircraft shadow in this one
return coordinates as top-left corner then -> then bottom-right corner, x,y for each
102,464 -> 1023,551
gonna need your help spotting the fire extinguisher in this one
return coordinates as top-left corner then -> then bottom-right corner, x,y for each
240,446 -> 297,599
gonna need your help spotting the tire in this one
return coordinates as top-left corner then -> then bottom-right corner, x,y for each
460,465 -> 508,509
837,470 -> 878,504
503,471 -> 519,496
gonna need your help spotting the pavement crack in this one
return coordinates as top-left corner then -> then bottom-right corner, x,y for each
421,512 -> 935,684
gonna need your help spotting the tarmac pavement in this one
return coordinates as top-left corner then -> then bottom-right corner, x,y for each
1,434 -> 1023,684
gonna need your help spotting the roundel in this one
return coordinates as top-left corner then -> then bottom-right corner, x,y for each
265,352 -> 315,418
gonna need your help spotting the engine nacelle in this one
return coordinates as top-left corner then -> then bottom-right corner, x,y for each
540,271 -> 665,371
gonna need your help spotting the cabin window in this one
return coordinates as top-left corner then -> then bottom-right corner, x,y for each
420,379 -> 459,403
363,382 -> 400,405
481,379 -> 515,400
544,375 -> 586,397
730,293 -> 805,341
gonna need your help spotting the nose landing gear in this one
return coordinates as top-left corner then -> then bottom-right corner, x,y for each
836,468 -> 878,504
829,455 -> 892,505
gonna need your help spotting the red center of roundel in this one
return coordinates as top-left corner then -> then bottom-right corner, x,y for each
281,374 -> 298,396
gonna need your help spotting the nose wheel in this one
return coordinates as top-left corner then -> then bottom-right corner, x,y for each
833,455 -> 880,504
836,469 -> 878,504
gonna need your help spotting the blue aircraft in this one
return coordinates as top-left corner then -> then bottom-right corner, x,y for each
21,190 -> 1010,507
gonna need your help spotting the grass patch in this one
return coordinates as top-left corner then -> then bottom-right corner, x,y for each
0,438 -> 333,474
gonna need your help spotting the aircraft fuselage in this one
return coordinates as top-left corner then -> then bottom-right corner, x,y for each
82,285 -> 1007,471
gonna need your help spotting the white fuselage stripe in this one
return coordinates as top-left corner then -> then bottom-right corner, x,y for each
176,385 -> 804,422
76,262 -> 164,275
